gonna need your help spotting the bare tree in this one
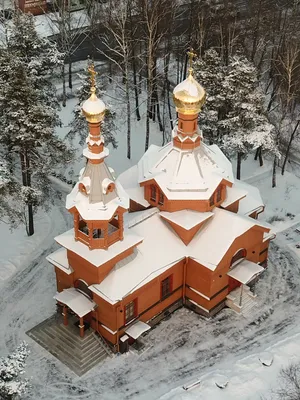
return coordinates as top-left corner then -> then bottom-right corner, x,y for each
98,0 -> 133,159
45,0 -> 90,106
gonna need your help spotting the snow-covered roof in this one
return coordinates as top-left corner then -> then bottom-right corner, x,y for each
160,210 -> 213,230
138,141 -> 234,201
66,161 -> 129,221
117,165 -> 150,208
55,229 -> 143,267
125,321 -> 151,339
46,248 -> 73,275
222,186 -> 247,208
227,260 -> 264,284
235,179 -> 264,216
54,288 -> 96,318
88,208 -> 270,304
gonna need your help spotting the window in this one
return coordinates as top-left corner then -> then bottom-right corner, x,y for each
216,186 -> 222,203
78,217 -> 88,235
125,300 -> 137,324
161,275 -> 173,299
230,248 -> 247,268
93,228 -> 102,239
158,191 -> 164,205
209,194 -> 214,207
150,185 -> 156,202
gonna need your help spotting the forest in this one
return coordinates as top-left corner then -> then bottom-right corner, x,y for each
0,0 -> 300,236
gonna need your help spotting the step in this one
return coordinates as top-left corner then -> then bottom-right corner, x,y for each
44,325 -> 106,365
48,325 -> 96,354
56,324 -> 94,348
80,350 -> 109,375
80,349 -> 107,371
30,330 -> 83,374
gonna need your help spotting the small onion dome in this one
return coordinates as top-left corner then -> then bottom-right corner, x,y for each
173,69 -> 206,115
82,87 -> 106,123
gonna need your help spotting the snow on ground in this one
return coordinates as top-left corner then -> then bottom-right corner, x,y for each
159,330 -> 300,400
2,64 -> 300,400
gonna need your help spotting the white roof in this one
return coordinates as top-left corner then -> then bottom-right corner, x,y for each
222,186 -> 247,208
125,321 -> 151,339
137,141 -> 234,201
88,208 -> 269,304
227,260 -> 264,284
46,248 -> 73,275
235,179 -> 264,215
160,210 -> 213,230
117,165 -> 150,208
54,288 -> 96,318
66,180 -> 129,221
55,229 -> 143,267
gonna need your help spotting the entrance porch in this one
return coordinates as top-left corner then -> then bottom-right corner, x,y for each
226,260 -> 264,316
54,287 -> 97,338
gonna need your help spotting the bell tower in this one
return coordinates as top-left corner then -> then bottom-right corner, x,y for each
66,63 -> 128,250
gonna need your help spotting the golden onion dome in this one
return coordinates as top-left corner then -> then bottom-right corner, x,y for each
82,63 -> 106,123
82,87 -> 106,123
173,68 -> 206,115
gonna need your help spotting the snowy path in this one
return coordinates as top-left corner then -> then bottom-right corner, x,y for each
1,223 -> 300,399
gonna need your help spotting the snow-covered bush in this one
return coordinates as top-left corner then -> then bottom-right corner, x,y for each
0,342 -> 30,400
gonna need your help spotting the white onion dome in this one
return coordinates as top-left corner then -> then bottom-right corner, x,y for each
173,69 -> 206,115
82,87 -> 106,123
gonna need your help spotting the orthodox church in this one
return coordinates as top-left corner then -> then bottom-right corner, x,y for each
47,58 -> 274,353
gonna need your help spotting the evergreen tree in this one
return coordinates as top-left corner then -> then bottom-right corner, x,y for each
194,49 -> 277,179
0,342 -> 30,400
67,67 -> 118,149
0,11 -> 73,236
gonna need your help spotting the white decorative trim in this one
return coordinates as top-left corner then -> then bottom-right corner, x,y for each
189,287 -> 210,301
101,324 -> 117,335
188,299 -> 209,313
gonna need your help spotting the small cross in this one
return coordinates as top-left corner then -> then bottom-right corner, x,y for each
88,62 -> 97,89
187,48 -> 197,69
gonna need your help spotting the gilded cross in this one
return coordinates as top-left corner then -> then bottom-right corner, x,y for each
88,63 -> 97,89
187,48 -> 197,69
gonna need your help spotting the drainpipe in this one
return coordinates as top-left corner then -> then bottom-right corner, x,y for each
183,257 -> 188,305
116,304 -> 121,353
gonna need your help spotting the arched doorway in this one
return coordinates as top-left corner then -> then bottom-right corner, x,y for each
228,249 -> 247,292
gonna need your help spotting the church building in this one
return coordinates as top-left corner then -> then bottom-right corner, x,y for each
47,59 -> 275,353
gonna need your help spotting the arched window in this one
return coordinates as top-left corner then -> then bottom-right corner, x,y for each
74,279 -> 93,300
230,249 -> 247,268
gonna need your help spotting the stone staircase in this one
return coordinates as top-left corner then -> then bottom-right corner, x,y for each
226,285 -> 258,318
27,315 -> 113,376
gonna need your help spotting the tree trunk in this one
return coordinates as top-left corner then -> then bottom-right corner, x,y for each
167,78 -> 173,131
132,50 -> 141,121
20,152 -> 34,236
254,146 -> 263,166
282,120 -> 300,175
125,66 -> 131,159
272,155 -> 277,187
62,63 -> 66,107
68,56 -> 72,89
236,152 -> 242,180
258,148 -> 263,167
26,155 -> 34,236
156,96 -> 163,132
